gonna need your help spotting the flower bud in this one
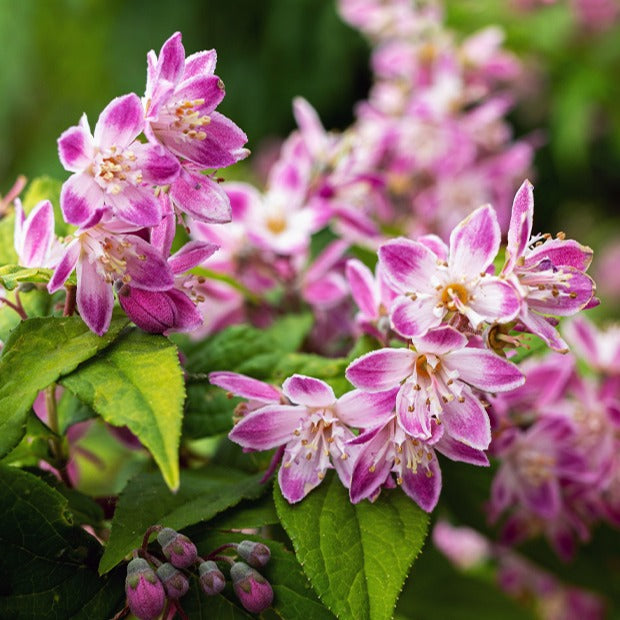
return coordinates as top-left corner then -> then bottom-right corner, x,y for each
237,540 -> 271,568
125,557 -> 166,620
198,560 -> 226,596
157,527 -> 198,568
156,562 -> 189,599
230,562 -> 273,614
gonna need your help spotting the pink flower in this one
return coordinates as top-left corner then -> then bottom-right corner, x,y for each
13,199 -> 62,269
58,94 -> 180,227
346,326 -> 523,449
502,180 -> 597,352
48,221 -> 173,335
144,32 -> 248,170
380,205 -> 521,338
224,373 -> 396,502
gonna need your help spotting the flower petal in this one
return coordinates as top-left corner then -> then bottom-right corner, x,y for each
229,404 -> 302,450
524,238 -> 593,271
157,32 -> 185,84
122,235 -> 174,291
401,452 -> 442,512
444,348 -> 524,392
519,309 -> 569,353
282,375 -> 335,407
346,259 -> 378,319
436,435 -> 490,466
58,117 -> 94,172
278,449 -> 325,503
94,93 -> 144,149
60,172 -> 105,227
413,325 -> 467,355
209,372 -> 281,403
504,179 -> 533,274
168,240 -> 218,274
449,204 -> 501,278
176,75 -> 226,115
336,388 -> 398,427
18,200 -> 54,267
346,348 -> 415,392
170,167 -> 232,223
48,239 -> 80,293
468,277 -> 520,325
390,294 -> 441,338
184,49 -> 217,79
76,256 -> 114,336
132,143 -> 180,185
107,185 -> 162,228
379,237 -> 437,293
441,389 -> 491,450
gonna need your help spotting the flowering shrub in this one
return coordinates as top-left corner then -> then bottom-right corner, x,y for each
0,2 -> 618,618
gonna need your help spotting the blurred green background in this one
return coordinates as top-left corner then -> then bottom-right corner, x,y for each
1,0 -> 618,314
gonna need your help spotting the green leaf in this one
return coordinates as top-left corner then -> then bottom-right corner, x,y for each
0,213 -> 18,265
0,286 -> 55,342
274,471 -> 429,620
263,312 -> 313,351
395,546 -> 535,620
0,464 -> 125,619
189,531 -> 336,619
0,315 -> 129,458
206,494 -> 280,531
0,264 -> 53,290
99,465 -> 267,574
60,329 -> 185,491
183,383 -> 238,439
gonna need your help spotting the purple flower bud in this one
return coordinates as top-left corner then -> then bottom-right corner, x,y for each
157,527 -> 198,568
237,540 -> 271,568
125,557 -> 166,620
156,562 -> 190,599
230,562 -> 274,614
198,560 -> 226,596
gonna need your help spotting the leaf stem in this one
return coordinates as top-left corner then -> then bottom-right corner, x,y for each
0,294 -> 28,320
63,284 -> 77,316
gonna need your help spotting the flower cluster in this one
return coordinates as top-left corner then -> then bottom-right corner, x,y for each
124,525 -> 273,619
214,181 -> 596,512
16,32 -> 247,335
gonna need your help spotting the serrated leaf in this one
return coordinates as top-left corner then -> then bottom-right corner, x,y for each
60,330 -> 184,491
0,264 -> 53,290
183,383 -> 238,439
274,471 -> 429,620
189,531 -> 336,619
0,316 -> 129,458
99,465 -> 267,574
0,464 -> 125,619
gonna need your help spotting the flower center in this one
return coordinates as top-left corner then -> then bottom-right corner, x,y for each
440,282 -> 469,311
94,148 -> 141,194
415,354 -> 431,380
166,99 -> 211,141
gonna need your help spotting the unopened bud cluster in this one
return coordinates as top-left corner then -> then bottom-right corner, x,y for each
123,525 -> 273,619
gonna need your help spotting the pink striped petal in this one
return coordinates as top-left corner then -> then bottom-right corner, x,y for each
133,143 -> 180,185
209,372 -> 281,403
48,240 -> 80,293
184,49 -> 217,79
441,389 -> 491,450
524,239 -> 593,271
60,172 -> 105,226
278,449 -> 324,503
176,75 -> 226,115
346,259 -> 378,319
418,234 -> 448,261
107,185 -> 162,228
390,294 -> 441,338
170,167 -> 232,223
58,117 -> 94,172
527,270 -> 595,316
469,277 -> 520,325
346,348 -> 415,392
282,375 -> 335,407
396,385 -> 433,439
504,180 -> 533,274
94,94 -> 144,149
401,453 -> 442,512
413,325 -> 467,355
436,436 -> 490,466
379,238 -> 438,293
122,235 -> 173,291
18,200 -> 54,267
519,310 -> 569,353
303,272 -> 348,308
168,240 -> 218,274
76,257 -> 114,336
229,405 -> 302,450
444,348 -> 524,392
449,205 -> 501,279
157,32 -> 185,84
336,388 -> 398,427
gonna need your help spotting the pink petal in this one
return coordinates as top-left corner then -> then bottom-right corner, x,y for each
449,205 -> 501,279
60,172 -> 105,227
519,310 -> 569,353
336,388 -> 398,427
303,272 -> 348,308
346,259 -> 378,318
563,317 -> 598,361
48,240 -> 80,293
468,277 -> 520,325
278,450 -> 325,503
229,405 -> 302,450
282,375 -> 335,407
208,372 -> 281,403
168,240 -> 218,274
379,238 -> 438,293
346,348 -> 415,392
19,200 -> 54,267
184,49 -> 217,79
418,234 -> 448,261
176,75 -> 226,115
170,167 -> 232,223
119,288 -> 190,334
504,180 -> 533,274
76,257 -> 114,336
401,453 -> 442,512
436,435 -> 490,466
57,117 -> 94,172
349,424 -> 393,503
150,211 -> 176,256
122,235 -> 174,291
132,143 -> 180,185
441,389 -> 492,450
444,348 -> 524,392
396,384 -> 433,439
524,238 -> 593,271
94,94 -> 144,149
413,325 -> 467,355
522,478 -> 561,519
157,32 -> 185,84
107,185 -> 162,228
390,294 -> 441,338
527,270 -> 595,316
